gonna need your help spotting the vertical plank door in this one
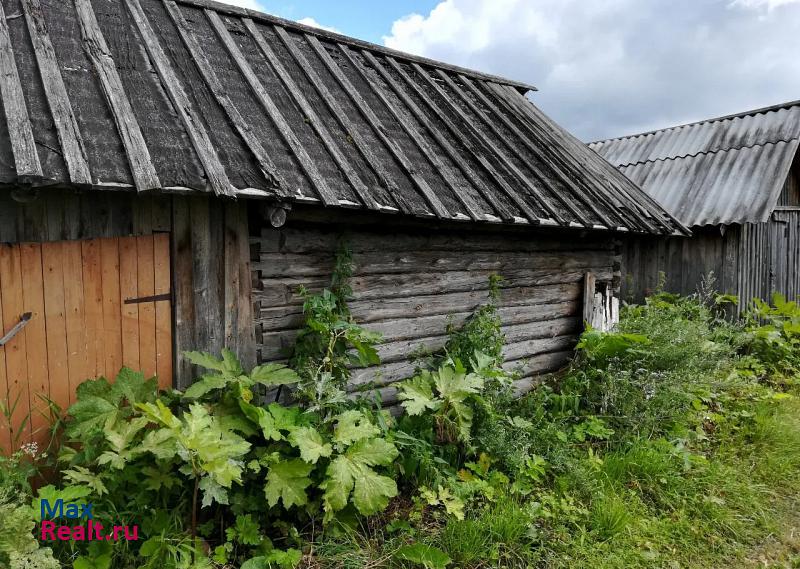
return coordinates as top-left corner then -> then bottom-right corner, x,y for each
0,235 -> 172,454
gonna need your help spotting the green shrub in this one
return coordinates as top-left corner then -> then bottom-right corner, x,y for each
48,354 -> 397,568
445,274 -> 505,368
744,294 -> 800,383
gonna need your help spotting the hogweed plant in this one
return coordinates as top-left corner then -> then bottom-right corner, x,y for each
289,242 -> 381,415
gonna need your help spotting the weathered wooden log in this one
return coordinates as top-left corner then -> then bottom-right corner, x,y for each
256,226 -> 615,255
255,249 -> 613,278
259,314 -> 579,363
254,267 -> 612,308
257,284 -> 580,331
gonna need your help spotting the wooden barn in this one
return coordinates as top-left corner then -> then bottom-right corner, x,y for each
0,0 -> 683,450
591,100 -> 800,306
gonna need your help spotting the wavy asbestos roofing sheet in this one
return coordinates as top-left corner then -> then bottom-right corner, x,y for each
0,0 -> 683,235
590,101 -> 800,227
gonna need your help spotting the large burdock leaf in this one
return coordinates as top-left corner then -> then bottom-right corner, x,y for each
288,426 -> 332,464
199,477 -> 229,507
265,459 -> 314,509
184,350 -> 230,372
250,363 -> 300,387
352,467 -> 397,515
322,436 -> 399,517
333,410 -> 380,446
397,373 -> 439,416
449,399 -> 474,443
114,367 -> 158,405
346,437 -> 399,467
183,374 -> 229,399
434,366 -> 482,401
66,395 -> 119,437
395,543 -> 451,568
322,455 -> 358,513
67,368 -> 157,437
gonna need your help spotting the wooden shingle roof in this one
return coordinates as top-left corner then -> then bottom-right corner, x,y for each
0,0 -> 686,234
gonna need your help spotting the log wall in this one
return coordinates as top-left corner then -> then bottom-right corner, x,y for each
251,212 -> 619,403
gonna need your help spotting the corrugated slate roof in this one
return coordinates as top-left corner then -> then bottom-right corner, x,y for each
590,100 -> 800,227
0,0 -> 684,235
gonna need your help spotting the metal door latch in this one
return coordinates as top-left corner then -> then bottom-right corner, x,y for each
0,312 -> 32,346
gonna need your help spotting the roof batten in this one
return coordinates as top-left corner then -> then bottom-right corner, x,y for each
124,0 -> 233,196
0,0 -> 42,181
461,75 -> 614,229
306,34 -> 450,218
21,0 -> 91,185
435,70 -> 571,226
501,84 -> 670,234
241,18 -> 382,210
271,25 -> 407,213
173,0 -> 539,93
164,3 -> 281,194
343,46 -> 483,221
205,10 -> 336,205
409,62 -> 543,223
483,81 -> 630,230
75,0 -> 159,192
382,56 -> 515,222
486,83 -> 647,231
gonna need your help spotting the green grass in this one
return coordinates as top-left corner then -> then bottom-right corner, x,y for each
309,400 -> 800,567
537,396 -> 800,569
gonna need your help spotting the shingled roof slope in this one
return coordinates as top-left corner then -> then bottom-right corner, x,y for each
0,0 -> 684,234
590,100 -> 800,227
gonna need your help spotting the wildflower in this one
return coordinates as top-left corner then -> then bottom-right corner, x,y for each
20,441 -> 39,458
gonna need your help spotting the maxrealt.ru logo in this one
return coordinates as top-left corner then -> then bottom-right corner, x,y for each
39,499 -> 139,542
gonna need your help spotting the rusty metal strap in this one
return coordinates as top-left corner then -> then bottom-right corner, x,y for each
124,292 -> 172,305
0,312 -> 32,346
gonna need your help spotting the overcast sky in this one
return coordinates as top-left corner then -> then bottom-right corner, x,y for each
224,0 -> 800,141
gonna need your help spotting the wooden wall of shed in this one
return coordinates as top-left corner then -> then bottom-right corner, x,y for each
171,196 -> 255,387
620,227 -> 739,304
621,212 -> 800,307
251,210 -> 619,403
756,210 -> 800,303
777,158 -> 800,207
0,189 -> 255,387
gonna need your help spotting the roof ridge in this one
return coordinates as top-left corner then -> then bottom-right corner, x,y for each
173,0 -> 538,93
590,98 -> 800,146
614,137 -> 800,169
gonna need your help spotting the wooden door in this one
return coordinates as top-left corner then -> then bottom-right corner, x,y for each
0,234 -> 172,453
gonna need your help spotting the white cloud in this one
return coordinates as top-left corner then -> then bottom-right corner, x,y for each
296,17 -> 341,34
216,0 -> 266,11
383,0 -> 800,141
731,0 -> 800,10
